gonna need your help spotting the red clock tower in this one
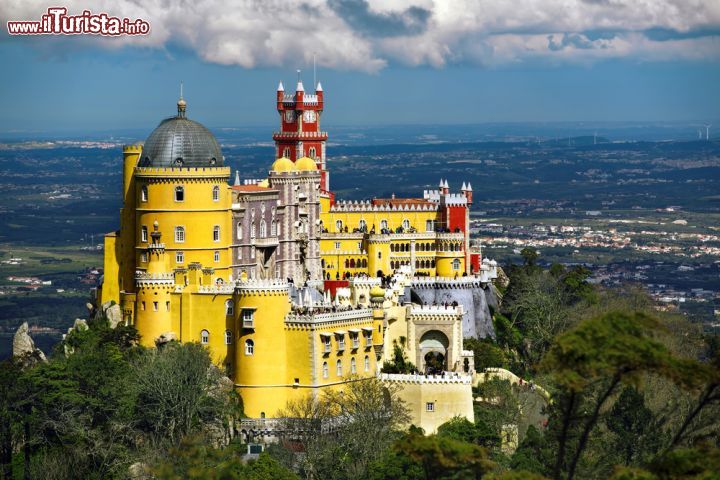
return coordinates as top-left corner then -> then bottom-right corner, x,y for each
273,75 -> 329,190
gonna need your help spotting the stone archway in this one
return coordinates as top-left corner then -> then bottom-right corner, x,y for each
419,330 -> 449,374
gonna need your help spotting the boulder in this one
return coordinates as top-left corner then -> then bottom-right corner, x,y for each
73,318 -> 89,331
128,462 -> 151,479
13,322 -> 47,366
105,303 -> 122,328
156,331 -> 177,346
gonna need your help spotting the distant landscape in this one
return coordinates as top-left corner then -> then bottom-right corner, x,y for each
1,122 -> 719,358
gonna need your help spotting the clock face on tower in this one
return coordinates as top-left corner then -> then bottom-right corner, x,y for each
303,110 -> 316,122
284,110 -> 295,122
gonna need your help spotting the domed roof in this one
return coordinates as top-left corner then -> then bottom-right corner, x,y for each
138,99 -> 223,168
296,156 -> 318,171
370,285 -> 385,299
271,156 -> 297,173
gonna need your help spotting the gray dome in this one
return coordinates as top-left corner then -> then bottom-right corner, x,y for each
139,102 -> 223,168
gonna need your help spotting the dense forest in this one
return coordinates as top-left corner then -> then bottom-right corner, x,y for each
1,249 -> 719,479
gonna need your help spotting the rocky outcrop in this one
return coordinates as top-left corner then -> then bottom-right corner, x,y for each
155,331 -> 177,346
412,284 -> 496,339
13,322 -> 47,367
94,301 -> 122,328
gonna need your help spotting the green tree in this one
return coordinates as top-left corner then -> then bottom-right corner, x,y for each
381,338 -> 417,374
606,387 -> 657,466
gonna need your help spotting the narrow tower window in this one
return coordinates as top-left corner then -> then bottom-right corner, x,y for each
259,219 -> 267,238
336,360 -> 343,377
174,186 -> 184,202
236,221 -> 243,240
140,185 -> 148,202
245,339 -> 254,355
200,329 -> 209,344
141,226 -> 148,243
225,330 -> 232,345
212,185 -> 220,202
322,361 -> 329,379
213,226 -> 220,242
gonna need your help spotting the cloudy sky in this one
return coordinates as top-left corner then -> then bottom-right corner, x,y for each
1,0 -> 719,132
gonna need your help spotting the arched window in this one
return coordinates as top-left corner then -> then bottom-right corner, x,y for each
336,360 -> 343,377
140,185 -> 148,202
345,259 -> 350,268
213,226 -> 220,242
351,357 -> 357,374
309,147 -> 317,158
174,226 -> 185,243
283,147 -> 290,158
225,330 -> 232,345
426,219 -> 433,232
452,259 -> 461,270
336,220 -> 343,232
415,260 -> 420,269
214,251 -> 220,262
364,355 -> 370,372
212,185 -> 220,202
271,220 -> 277,236
322,361 -> 329,379
200,329 -> 209,344
350,259 -> 356,268
359,219 -> 367,231
237,222 -> 243,240
259,219 -> 267,238
361,259 -> 367,268
175,186 -> 184,202
245,339 -> 254,355
402,219 -> 410,230
251,223 -> 256,238
225,300 -> 234,316
380,219 -> 388,230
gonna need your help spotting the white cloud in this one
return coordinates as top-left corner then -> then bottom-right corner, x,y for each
2,0 -> 719,71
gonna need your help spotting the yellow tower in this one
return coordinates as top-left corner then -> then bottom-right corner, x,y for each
234,280 -> 291,417
134,221 -> 174,346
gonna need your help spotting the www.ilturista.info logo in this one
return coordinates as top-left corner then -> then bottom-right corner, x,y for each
7,7 -> 150,36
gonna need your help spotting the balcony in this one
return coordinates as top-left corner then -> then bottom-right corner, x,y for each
242,319 -> 255,329
254,236 -> 278,248
323,343 -> 331,354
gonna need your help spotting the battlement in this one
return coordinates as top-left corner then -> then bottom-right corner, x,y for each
285,308 -> 372,326
235,279 -> 290,294
409,304 -> 464,316
135,271 -> 174,287
134,166 -> 231,178
123,143 -> 143,152
330,199 -> 437,212
348,277 -> 381,288
197,284 -> 234,294
379,372 -> 473,385
411,275 -> 490,289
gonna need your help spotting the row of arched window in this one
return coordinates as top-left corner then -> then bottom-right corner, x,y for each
139,185 -> 221,203
344,258 -> 368,269
321,356 -> 370,378
173,225 -> 221,243
199,328 -> 257,356
237,220 -> 278,240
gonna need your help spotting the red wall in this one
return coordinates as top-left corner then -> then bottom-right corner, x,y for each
447,206 -> 468,232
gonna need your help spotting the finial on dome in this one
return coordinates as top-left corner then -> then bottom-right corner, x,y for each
177,80 -> 187,118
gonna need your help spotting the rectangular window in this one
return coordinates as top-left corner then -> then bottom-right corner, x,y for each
176,251 -> 184,264
335,241 -> 341,250
175,186 -> 184,202
175,227 -> 185,243
141,226 -> 148,243
153,301 -> 158,312
237,248 -> 242,260
141,301 -> 145,311
365,332 -> 372,347
251,246 -> 255,259
140,252 -> 148,263
323,336 -> 331,353
426,402 -> 435,412
166,301 -> 170,311
213,226 -> 220,242
337,335 -> 345,351
351,334 -> 360,349
242,309 -> 255,328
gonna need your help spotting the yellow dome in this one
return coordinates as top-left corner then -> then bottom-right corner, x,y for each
295,156 -> 318,171
370,285 -> 385,299
271,157 -> 297,173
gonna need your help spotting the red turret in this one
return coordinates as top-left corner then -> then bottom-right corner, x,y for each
272,73 -> 329,190
462,182 -> 473,205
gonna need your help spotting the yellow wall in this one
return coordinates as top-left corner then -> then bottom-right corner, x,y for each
384,377 -> 474,434
321,210 -> 439,234
234,286 -> 291,417
100,233 -> 119,305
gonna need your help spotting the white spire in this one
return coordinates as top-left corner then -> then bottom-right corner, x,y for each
443,179 -> 449,189
316,81 -> 323,92
296,69 -> 304,92
439,178 -> 444,188
461,181 -> 467,190
234,170 -> 241,186
467,182 -> 473,191
277,81 -> 284,91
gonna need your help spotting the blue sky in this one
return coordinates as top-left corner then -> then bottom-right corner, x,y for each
1,0 -> 719,133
